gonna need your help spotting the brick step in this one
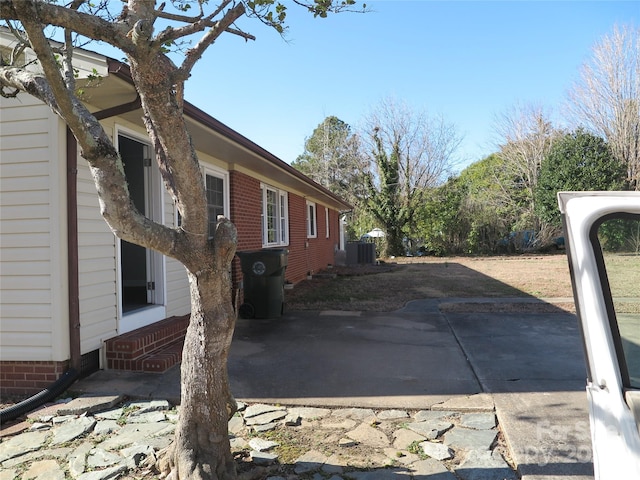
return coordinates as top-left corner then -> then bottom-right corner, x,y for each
136,338 -> 184,373
106,315 -> 189,370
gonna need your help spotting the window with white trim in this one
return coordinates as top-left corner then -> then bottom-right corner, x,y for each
205,173 -> 225,238
325,207 -> 330,238
175,167 -> 229,239
307,200 -> 317,238
261,184 -> 289,246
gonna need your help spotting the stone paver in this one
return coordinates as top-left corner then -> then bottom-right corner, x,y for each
432,393 -> 495,412
420,440 -> 454,460
457,449 -> 518,480
0,430 -> 49,463
460,412 -> 496,430
22,458 -> 66,480
244,403 -> 286,418
345,423 -> 390,448
293,450 -> 329,474
444,426 -> 497,451
50,416 -> 96,446
410,458 -> 457,478
406,420 -> 454,440
0,396 -> 518,479
392,428 -> 426,450
56,395 -> 123,416
249,437 -> 279,452
245,409 -> 288,426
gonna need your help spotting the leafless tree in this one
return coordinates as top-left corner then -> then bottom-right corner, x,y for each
566,23 -> 640,189
0,1 -> 364,479
360,97 -> 462,256
493,103 -> 562,243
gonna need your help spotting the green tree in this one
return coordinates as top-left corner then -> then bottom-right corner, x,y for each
292,116 -> 366,203
291,116 -> 371,238
417,178 -> 468,255
0,2 -> 365,479
458,154 -> 520,253
365,129 -> 406,255
362,98 -> 461,257
419,154 -> 521,255
535,129 -> 627,226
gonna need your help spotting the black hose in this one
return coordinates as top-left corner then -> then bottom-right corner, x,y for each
0,368 -> 79,425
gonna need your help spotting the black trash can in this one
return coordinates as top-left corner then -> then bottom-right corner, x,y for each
237,249 -> 288,319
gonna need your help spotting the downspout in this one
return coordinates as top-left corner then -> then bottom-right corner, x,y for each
0,128 -> 82,425
67,127 -> 81,372
65,95 -> 141,369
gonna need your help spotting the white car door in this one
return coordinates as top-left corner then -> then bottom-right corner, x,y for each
558,191 -> 640,479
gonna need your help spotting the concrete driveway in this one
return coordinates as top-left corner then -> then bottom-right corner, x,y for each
229,300 -> 480,408
72,297 -> 594,479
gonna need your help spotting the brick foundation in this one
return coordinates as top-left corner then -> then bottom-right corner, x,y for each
0,360 -> 70,397
105,315 -> 189,373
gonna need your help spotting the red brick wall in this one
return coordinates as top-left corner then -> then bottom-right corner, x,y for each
286,196 -> 339,282
229,170 -> 262,286
230,171 -> 262,253
229,170 -> 341,286
0,360 -> 69,396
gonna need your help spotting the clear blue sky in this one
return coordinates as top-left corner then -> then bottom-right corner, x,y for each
183,1 -> 637,171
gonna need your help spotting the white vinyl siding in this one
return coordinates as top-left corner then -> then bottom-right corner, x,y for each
165,258 -> 190,317
167,165 -> 229,317
76,155 -> 118,353
0,52 -> 260,364
0,61 -> 224,364
165,192 -> 190,317
0,96 -> 68,361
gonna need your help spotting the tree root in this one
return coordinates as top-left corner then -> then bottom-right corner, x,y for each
156,442 -> 237,480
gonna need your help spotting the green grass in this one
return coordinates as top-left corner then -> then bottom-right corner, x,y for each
603,253 -> 640,300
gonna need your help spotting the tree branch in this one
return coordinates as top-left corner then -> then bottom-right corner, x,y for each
14,1 -> 84,135
155,0 -> 229,45
2,4 -> 179,257
1,0 -> 134,54
177,2 -> 246,79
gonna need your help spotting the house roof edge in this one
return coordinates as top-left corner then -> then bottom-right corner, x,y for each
106,58 -> 353,212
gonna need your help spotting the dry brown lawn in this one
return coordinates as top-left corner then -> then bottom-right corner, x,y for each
285,254 -> 575,312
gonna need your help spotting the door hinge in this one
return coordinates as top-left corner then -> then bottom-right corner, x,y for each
143,158 -> 152,167
147,281 -> 155,291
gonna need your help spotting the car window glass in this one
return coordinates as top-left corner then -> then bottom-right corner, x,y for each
598,216 -> 640,389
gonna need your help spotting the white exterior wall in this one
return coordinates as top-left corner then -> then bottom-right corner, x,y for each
0,46 -> 243,365
0,95 -> 69,362
164,203 -> 190,317
75,116 -> 192,349
0,97 -> 195,362
164,152 -> 231,318
76,153 -> 118,353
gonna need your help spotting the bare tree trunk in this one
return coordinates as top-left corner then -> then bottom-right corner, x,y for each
170,284 -> 237,479
0,3 -> 364,479
161,219 -> 238,480
384,227 -> 405,258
